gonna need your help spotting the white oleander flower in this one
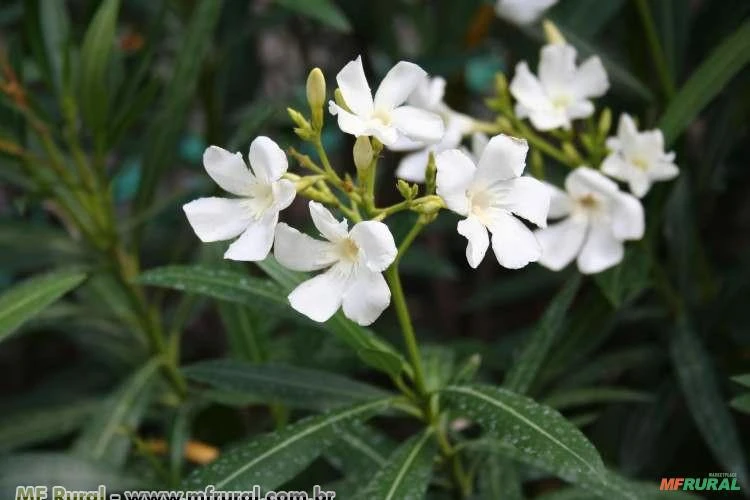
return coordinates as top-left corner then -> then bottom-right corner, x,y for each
328,56 -> 444,148
535,167 -> 644,274
183,137 -> 295,261
601,113 -> 679,198
436,134 -> 550,269
394,77 -> 476,182
274,201 -> 397,326
510,43 -> 609,131
495,0 -> 559,25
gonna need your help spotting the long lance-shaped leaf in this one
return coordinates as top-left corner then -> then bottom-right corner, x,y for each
670,315 -> 749,490
353,429 -> 437,500
325,423 -> 394,478
133,0 -> 221,220
660,19 -> 750,146
74,358 -> 160,466
183,359 -> 391,410
442,385 -> 607,489
182,398 -> 391,490
503,274 -> 581,395
0,268 -> 87,342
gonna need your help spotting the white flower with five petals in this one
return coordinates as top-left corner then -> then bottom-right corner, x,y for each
274,202 -> 397,326
510,43 -> 609,131
495,0 -> 559,25
328,56 -> 444,148
535,167 -> 644,274
183,137 -> 296,261
436,134 -> 550,269
601,113 -> 679,198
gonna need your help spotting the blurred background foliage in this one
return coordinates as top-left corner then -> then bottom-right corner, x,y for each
0,0 -> 749,497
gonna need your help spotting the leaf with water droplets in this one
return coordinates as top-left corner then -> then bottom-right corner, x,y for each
182,398 -> 391,490
443,385 -> 606,489
352,429 -> 437,500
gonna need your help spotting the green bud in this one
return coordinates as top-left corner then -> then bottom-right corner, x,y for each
543,20 -> 566,45
413,195 -> 444,216
598,108 -> 612,137
353,136 -> 373,172
562,142 -> 583,164
530,148 -> 545,179
425,152 -> 437,195
293,127 -> 315,141
287,107 -> 311,130
306,68 -> 326,130
495,73 -> 508,95
294,174 -> 325,192
396,179 -> 419,201
334,88 -> 351,113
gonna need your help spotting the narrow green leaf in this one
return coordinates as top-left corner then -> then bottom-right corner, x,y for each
594,246 -> 651,308
557,346 -> 661,389
670,315 -> 749,490
542,387 -> 653,410
134,0 -> 222,218
659,19 -> 750,145
74,358 -> 161,466
78,0 -> 120,140
731,373 -> 750,389
357,348 -> 405,380
276,0 -> 352,32
504,274 -> 581,395
182,398 -> 391,489
0,453 -> 143,497
730,394 -> 750,415
550,0 -> 625,38
0,400 -> 99,452
0,268 -> 87,342
443,385 -> 606,488
478,455 -> 524,500
325,423 -> 394,478
218,303 -> 267,363
184,359 -> 390,410
353,429 -> 437,500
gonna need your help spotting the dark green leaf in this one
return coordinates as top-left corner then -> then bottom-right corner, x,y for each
357,348 -> 405,380
353,429 -> 437,500
594,245 -> 651,307
542,387 -> 653,410
218,303 -> 267,363
276,0 -> 352,32
730,394 -> 750,415
74,358 -> 161,466
443,385 -> 606,488
325,423 -> 394,478
503,274 -> 581,395
731,373 -> 750,389
659,19 -> 750,145
670,315 -> 749,490
182,398 -> 391,489
184,359 -> 390,410
0,268 -> 87,342
478,455 -> 524,500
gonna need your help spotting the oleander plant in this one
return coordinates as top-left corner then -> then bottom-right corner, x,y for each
0,0 -> 749,499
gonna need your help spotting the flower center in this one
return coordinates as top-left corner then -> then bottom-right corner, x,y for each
243,184 -> 275,218
468,189 -> 493,224
551,94 -> 572,110
631,157 -> 649,171
337,237 -> 361,262
372,109 -> 392,126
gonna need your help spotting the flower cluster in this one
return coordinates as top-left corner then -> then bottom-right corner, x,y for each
184,31 -> 679,325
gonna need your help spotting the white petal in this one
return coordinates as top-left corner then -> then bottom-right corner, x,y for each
368,122 -> 400,147
435,149 -> 476,215
288,264 -> 351,323
342,269 -> 391,326
457,216 -> 489,268
637,130 -> 667,160
202,146 -> 255,196
390,106 -> 445,144
539,44 -> 577,91
650,160 -> 679,181
408,76 -> 446,109
502,176 -> 550,228
389,135 -> 426,152
510,62 -> 549,111
349,221 -> 397,272
224,213 -> 277,261
495,0 -> 558,24
248,136 -> 288,183
572,56 -> 609,99
273,223 -> 338,271
600,153 -> 631,181
374,61 -> 427,111
565,99 -> 595,121
471,133 -> 489,161
535,216 -> 587,271
488,210 -> 541,269
183,197 -> 249,242
616,113 -> 639,149
336,56 -> 374,117
272,178 -> 297,212
475,134 -> 528,185
309,201 -> 348,242
528,107 -> 570,131
545,182 -> 573,218
396,150 -> 430,183
577,220 -> 624,274
329,103 -> 368,137
565,167 -> 619,198
627,170 -> 652,198
610,192 -> 644,240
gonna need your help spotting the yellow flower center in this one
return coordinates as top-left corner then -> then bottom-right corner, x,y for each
338,238 -> 360,262
372,109 -> 392,126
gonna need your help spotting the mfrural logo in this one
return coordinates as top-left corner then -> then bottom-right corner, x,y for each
659,473 -> 741,492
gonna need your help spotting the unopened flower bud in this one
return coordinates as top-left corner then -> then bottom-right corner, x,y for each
425,152 -> 437,195
531,148 -> 545,179
495,73 -> 508,96
334,88 -> 351,113
414,195 -> 444,216
306,68 -> 326,130
543,20 -> 566,45
353,136 -> 373,172
562,142 -> 583,164
287,107 -> 311,130
396,179 -> 419,201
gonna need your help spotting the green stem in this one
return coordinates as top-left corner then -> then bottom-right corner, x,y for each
634,0 -> 675,99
